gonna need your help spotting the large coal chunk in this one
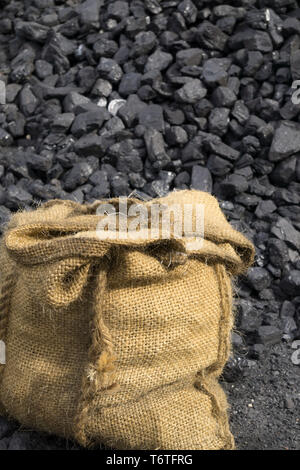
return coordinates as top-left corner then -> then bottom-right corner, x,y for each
247,268 -> 272,292
145,50 -> 173,72
280,270 -> 300,297
70,109 -> 108,137
269,121 -> 300,161
15,21 -> 49,43
97,58 -> 123,84
77,0 -> 102,28
197,21 -> 228,51
74,134 -> 104,157
175,79 -> 207,104
144,129 -> 170,170
191,165 -> 212,193
202,58 -> 232,86
131,31 -> 157,57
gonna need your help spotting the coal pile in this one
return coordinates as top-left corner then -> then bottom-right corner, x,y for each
0,0 -> 299,450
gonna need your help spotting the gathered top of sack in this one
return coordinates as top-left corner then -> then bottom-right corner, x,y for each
4,190 -> 254,275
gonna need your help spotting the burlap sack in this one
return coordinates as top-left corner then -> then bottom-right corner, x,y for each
0,190 -> 254,450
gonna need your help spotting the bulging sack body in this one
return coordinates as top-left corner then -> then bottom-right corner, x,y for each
0,190 -> 254,450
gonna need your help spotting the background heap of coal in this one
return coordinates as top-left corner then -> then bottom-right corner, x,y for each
0,0 -> 299,450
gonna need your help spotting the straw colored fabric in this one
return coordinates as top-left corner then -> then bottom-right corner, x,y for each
0,190 -> 254,449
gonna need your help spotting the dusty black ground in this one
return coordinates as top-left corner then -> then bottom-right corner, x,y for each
227,342 -> 300,450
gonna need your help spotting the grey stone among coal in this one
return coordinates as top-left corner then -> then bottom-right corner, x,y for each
145,50 -> 173,72
257,325 -> 282,346
247,267 -> 272,292
202,58 -> 231,86
97,58 -> 123,84
174,79 -> 207,104
190,165 -> 212,193
269,121 -> 300,162
119,73 -> 142,97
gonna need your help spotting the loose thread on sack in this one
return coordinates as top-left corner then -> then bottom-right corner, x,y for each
74,265 -> 118,447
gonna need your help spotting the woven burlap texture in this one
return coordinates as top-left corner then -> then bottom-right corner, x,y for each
0,190 -> 254,450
